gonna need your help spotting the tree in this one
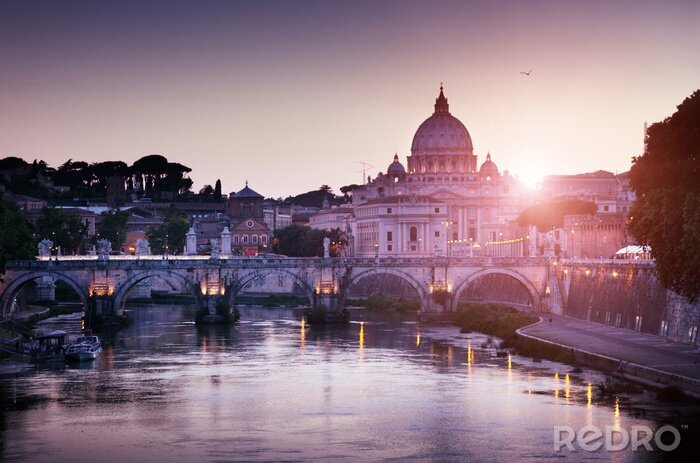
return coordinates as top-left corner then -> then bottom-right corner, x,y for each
628,89 -> 700,301
97,210 -> 130,252
272,225 -> 345,257
214,179 -> 222,201
0,197 -> 35,275
52,159 -> 91,194
517,199 -> 597,232
146,205 -> 189,254
198,184 -> 214,199
283,187 -> 340,208
35,207 -> 87,254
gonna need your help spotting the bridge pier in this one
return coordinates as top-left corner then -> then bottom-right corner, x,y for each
306,291 -> 349,324
86,293 -> 124,327
195,291 -> 241,325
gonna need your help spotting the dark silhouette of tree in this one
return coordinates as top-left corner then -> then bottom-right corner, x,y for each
272,225 -> 345,257
88,161 -> 130,197
214,179 -> 222,201
629,89 -> 700,301
0,157 -> 28,171
517,199 -> 597,232
52,159 -> 91,194
0,196 -> 35,275
35,207 -> 87,254
146,205 -> 189,254
198,184 -> 214,199
283,187 -> 341,208
340,184 -> 361,198
97,210 -> 130,252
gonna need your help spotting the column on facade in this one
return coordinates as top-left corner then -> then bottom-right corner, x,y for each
476,206 -> 482,243
422,223 -> 427,253
397,221 -> 403,253
457,207 -> 463,240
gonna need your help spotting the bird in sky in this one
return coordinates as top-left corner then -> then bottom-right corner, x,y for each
520,68 -> 533,76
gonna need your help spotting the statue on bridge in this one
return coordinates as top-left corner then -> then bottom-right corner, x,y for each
38,239 -> 53,257
96,239 -> 112,259
323,237 -> 331,258
136,239 -> 151,256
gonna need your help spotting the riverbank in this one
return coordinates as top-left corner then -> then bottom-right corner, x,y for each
518,315 -> 700,399
453,303 -> 700,399
454,303 -> 575,363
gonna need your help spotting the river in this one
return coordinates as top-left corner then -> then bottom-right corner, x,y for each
0,303 -> 697,462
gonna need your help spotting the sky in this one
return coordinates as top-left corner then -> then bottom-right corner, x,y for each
1,0 -> 698,198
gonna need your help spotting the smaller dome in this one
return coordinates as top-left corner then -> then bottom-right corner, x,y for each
387,153 -> 406,175
479,153 -> 499,175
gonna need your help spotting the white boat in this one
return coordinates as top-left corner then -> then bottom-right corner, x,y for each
65,335 -> 102,361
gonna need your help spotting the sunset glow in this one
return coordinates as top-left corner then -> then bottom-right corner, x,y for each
1,1 -> 698,197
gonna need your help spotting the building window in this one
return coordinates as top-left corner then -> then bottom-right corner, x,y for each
387,231 -> 393,242
242,235 -> 249,244
603,205 -> 609,212
252,235 -> 258,244
434,208 -> 440,213
410,226 -> 417,241
411,245 -> 416,251
261,235 -> 267,244
387,208 -> 392,214
387,245 -> 392,252
434,231 -> 440,238
234,235 -> 240,244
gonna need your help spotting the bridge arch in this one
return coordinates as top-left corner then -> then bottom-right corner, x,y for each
452,268 -> 541,311
0,271 -> 89,318
341,268 -> 430,311
228,268 -> 315,307
112,269 -> 196,315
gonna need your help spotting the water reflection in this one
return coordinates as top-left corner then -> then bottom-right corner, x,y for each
1,303 -> 698,463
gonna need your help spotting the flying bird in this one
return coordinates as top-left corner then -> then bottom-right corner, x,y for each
520,68 -> 533,76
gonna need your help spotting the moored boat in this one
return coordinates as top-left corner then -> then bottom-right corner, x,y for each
30,330 -> 68,363
65,335 -> 102,361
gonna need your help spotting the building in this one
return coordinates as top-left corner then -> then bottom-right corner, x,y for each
350,86 -> 529,257
226,182 -> 271,256
544,170 -> 636,258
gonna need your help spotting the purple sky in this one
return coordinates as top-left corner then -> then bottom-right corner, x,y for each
1,0 -> 698,197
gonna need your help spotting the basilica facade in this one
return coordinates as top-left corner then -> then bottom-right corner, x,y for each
351,87 -> 530,257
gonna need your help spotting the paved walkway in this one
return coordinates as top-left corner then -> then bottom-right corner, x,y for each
521,314 -> 700,380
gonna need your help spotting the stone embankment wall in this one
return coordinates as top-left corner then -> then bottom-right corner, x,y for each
556,260 -> 699,345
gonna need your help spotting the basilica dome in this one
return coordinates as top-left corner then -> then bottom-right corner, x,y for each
479,153 -> 499,175
410,86 -> 474,157
387,153 -> 406,175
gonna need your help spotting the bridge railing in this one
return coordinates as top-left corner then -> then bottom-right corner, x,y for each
6,255 -> 553,271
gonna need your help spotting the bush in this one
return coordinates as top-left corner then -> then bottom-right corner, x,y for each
365,293 -> 420,312
455,302 -> 538,347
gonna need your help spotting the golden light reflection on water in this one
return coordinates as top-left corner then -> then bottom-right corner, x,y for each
300,317 -> 306,351
614,396 -> 622,431
554,372 -> 560,398
359,321 -> 364,349
416,334 -> 421,347
587,383 -> 593,408
507,355 -> 512,382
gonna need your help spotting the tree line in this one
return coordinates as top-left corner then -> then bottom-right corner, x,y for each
0,154 -> 199,201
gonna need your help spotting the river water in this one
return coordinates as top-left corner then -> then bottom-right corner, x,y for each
0,304 -> 697,462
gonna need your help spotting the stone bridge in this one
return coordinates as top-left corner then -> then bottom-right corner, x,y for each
0,255 -> 556,321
